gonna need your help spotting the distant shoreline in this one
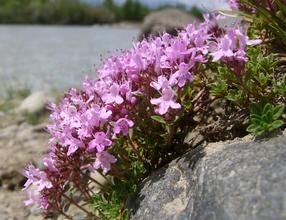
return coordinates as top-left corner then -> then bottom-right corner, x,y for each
0,21 -> 141,28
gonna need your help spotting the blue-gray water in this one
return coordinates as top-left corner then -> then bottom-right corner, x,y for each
0,25 -> 139,94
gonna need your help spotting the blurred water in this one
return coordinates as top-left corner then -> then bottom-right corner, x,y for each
0,25 -> 139,94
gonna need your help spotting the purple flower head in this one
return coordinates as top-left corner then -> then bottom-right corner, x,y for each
23,164 -> 52,191
169,63 -> 193,87
150,75 -> 170,91
102,83 -> 124,105
185,24 -> 210,55
114,118 -> 134,136
64,133 -> 83,156
43,155 -> 57,172
39,196 -> 50,210
88,132 -> 112,152
23,164 -> 53,208
92,151 -> 117,174
165,39 -> 190,62
83,107 -> 112,128
151,87 -> 181,115
120,81 -> 133,102
211,28 -> 253,62
211,28 -> 261,74
211,32 -> 235,62
126,52 -> 144,75
24,189 -> 50,210
203,13 -> 225,27
24,191 -> 38,206
229,0 -> 239,10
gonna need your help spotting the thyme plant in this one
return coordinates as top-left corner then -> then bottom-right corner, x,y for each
22,2 -> 286,219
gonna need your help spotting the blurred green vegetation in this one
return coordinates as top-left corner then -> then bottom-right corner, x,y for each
0,0 -> 114,24
0,87 -> 31,113
103,0 -> 150,22
0,0 -> 203,25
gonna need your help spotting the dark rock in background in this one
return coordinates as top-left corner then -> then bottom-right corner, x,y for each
138,9 -> 199,40
128,136 -> 286,220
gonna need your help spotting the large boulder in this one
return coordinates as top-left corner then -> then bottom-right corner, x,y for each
128,135 -> 286,220
139,9 -> 199,40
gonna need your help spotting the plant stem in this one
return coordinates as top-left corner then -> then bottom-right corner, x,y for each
59,210 -> 73,220
80,170 -> 107,189
128,137 -> 145,163
110,164 -> 125,179
61,192 -> 99,219
118,197 -> 128,220
266,0 -> 274,12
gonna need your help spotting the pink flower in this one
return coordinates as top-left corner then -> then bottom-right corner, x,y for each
24,189 -> 50,210
150,76 -> 170,91
211,28 -> 261,74
114,118 -> 134,136
88,132 -> 112,152
23,164 -> 53,208
151,87 -> 181,115
120,81 -> 134,102
23,164 -> 52,191
83,107 -> 112,128
126,53 -> 144,75
64,133 -> 83,156
170,63 -> 193,87
43,156 -> 57,172
93,151 -> 117,174
102,83 -> 124,105
165,39 -> 190,62
211,32 -> 235,62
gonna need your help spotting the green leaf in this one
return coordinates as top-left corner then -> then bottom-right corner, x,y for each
210,80 -> 227,97
249,117 -> 262,125
151,115 -> 166,124
246,124 -> 258,132
248,99 -> 284,136
183,101 -> 193,110
272,105 -> 285,119
257,72 -> 268,86
250,103 -> 261,115
270,120 -> 284,130
263,103 -> 272,115
277,0 -> 286,15
226,90 -> 242,102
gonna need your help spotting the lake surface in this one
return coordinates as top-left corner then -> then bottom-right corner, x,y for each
0,25 -> 139,94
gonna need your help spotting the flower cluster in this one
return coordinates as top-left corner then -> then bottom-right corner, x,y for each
23,14 -> 260,217
211,28 -> 261,74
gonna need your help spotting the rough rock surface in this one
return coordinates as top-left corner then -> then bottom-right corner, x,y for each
128,135 -> 286,220
0,113 -> 106,220
0,114 -> 49,220
138,9 -> 199,40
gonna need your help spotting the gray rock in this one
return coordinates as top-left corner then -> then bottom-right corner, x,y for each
0,190 -> 43,220
128,136 -> 286,220
17,91 -> 52,114
139,9 -> 199,40
0,122 -> 49,190
0,120 -> 49,219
